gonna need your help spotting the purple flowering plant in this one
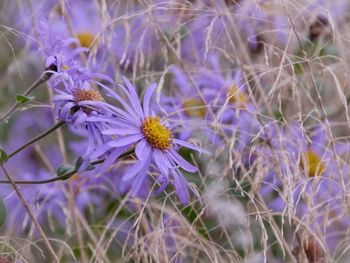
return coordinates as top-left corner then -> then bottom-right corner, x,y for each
88,77 -> 210,204
1,0 -> 350,262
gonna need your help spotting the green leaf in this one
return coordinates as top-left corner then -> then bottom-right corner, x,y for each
273,111 -> 285,122
15,94 -> 34,104
0,148 -> 8,163
0,198 -> 7,228
57,164 -> 75,177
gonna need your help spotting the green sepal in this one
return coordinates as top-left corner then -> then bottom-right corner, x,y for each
75,156 -> 95,171
57,164 -> 75,177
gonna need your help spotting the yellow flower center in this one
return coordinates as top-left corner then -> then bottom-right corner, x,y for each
73,88 -> 103,114
182,98 -> 206,118
142,116 -> 173,150
227,85 -> 247,106
76,32 -> 95,48
300,150 -> 326,177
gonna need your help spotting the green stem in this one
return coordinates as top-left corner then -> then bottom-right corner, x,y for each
8,120 -> 65,159
0,148 -> 134,185
0,73 -> 49,122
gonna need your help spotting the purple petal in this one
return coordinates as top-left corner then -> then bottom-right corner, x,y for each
66,47 -> 88,60
130,157 -> 151,196
87,116 -> 120,125
153,149 -> 169,176
82,100 -> 135,121
168,149 -> 198,173
173,139 -> 211,155
173,170 -> 190,205
53,94 -> 74,101
91,143 -> 112,159
83,127 -> 95,159
142,83 -> 157,116
171,66 -> 190,94
45,56 -> 56,69
154,175 -> 169,194
311,125 -> 327,154
90,75 -> 114,84
96,82 -> 140,121
59,101 -> 76,120
123,155 -> 150,181
108,134 -> 143,147
72,110 -> 88,126
135,139 -> 152,160
102,127 -> 140,136
98,147 -> 129,173
89,123 -> 104,146
122,76 -> 144,118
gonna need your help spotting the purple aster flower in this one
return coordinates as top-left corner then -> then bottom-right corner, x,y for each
193,55 -> 261,154
110,1 -> 181,71
259,121 -> 350,252
0,107 -> 125,234
58,0 -> 103,49
41,21 -> 115,166
259,122 -> 329,211
162,58 -> 261,172
19,1 -> 114,79
193,56 -> 254,113
168,65 -> 213,117
36,0 -> 105,50
167,59 -> 256,125
52,76 -> 104,123
38,20 -> 87,75
88,77 -> 209,204
47,0 -> 113,73
50,73 -> 114,168
160,65 -> 215,141
5,0 -> 56,45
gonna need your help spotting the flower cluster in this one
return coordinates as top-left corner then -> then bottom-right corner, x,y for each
35,20 -> 211,204
2,0 -> 350,262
